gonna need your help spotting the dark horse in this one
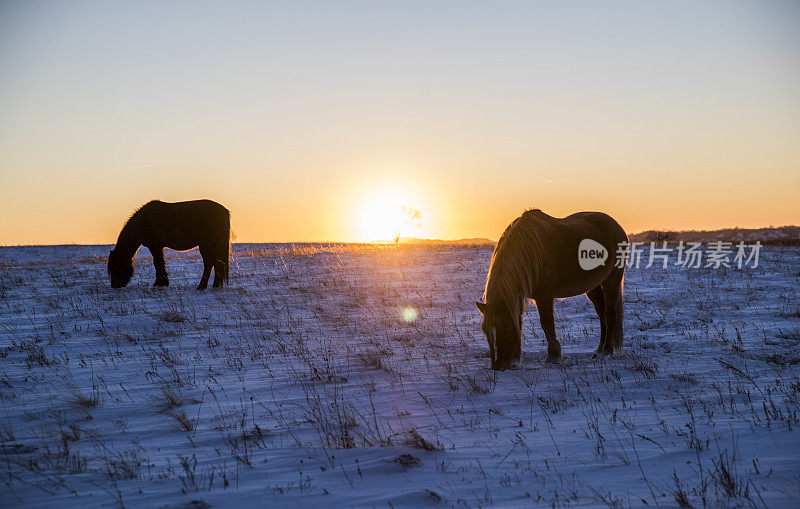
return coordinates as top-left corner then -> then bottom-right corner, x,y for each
108,200 -> 230,290
476,209 -> 626,370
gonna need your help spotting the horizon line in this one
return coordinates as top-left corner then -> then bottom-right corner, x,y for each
2,224 -> 799,249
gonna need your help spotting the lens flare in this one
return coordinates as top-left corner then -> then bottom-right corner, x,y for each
402,306 -> 418,324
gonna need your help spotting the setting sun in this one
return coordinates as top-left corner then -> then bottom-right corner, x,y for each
354,189 -> 424,243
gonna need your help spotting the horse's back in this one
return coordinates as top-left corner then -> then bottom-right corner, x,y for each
144,200 -> 229,223
137,200 -> 229,251
562,211 -> 626,242
521,209 -> 625,245
523,210 -> 626,297
151,199 -> 227,214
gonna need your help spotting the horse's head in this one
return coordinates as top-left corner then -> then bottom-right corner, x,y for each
476,300 -> 521,370
108,249 -> 133,288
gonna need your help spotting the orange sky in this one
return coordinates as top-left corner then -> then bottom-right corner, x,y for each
1,2 -> 798,245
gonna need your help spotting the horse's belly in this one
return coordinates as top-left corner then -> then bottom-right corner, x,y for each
165,241 -> 199,252
553,268 -> 610,298
554,284 -> 597,299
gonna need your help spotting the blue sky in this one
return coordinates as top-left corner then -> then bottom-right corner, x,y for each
1,1 -> 798,243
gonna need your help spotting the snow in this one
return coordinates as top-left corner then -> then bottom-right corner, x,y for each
1,243 -> 799,507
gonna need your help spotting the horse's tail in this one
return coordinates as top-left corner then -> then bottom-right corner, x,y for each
219,210 -> 231,285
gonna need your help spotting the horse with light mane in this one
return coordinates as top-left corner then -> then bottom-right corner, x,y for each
108,200 -> 230,290
476,209 -> 626,370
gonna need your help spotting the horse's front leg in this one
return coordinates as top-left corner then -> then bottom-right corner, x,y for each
536,297 -> 562,362
150,247 -> 169,287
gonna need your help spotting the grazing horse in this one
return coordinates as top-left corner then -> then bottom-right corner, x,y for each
108,200 -> 230,290
476,209 -> 626,370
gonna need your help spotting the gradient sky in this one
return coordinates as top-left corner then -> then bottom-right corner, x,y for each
1,0 -> 799,245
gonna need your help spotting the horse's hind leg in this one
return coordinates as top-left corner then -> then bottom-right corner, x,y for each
587,286 -> 609,355
197,246 -> 212,290
212,259 -> 224,288
601,272 -> 624,352
535,297 -> 562,362
211,248 -> 226,288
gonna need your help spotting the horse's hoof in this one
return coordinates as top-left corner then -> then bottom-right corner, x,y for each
545,354 -> 563,363
196,285 -> 207,291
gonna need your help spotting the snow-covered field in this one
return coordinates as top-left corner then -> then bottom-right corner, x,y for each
1,243 -> 799,507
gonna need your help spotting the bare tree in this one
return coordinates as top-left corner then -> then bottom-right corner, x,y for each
394,206 -> 421,246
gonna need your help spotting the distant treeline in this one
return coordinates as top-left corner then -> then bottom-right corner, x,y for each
628,226 -> 800,247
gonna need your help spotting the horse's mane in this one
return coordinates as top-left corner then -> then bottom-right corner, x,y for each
484,209 -> 559,323
117,200 -> 160,245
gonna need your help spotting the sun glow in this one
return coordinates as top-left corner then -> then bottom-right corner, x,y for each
355,189 -> 424,243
